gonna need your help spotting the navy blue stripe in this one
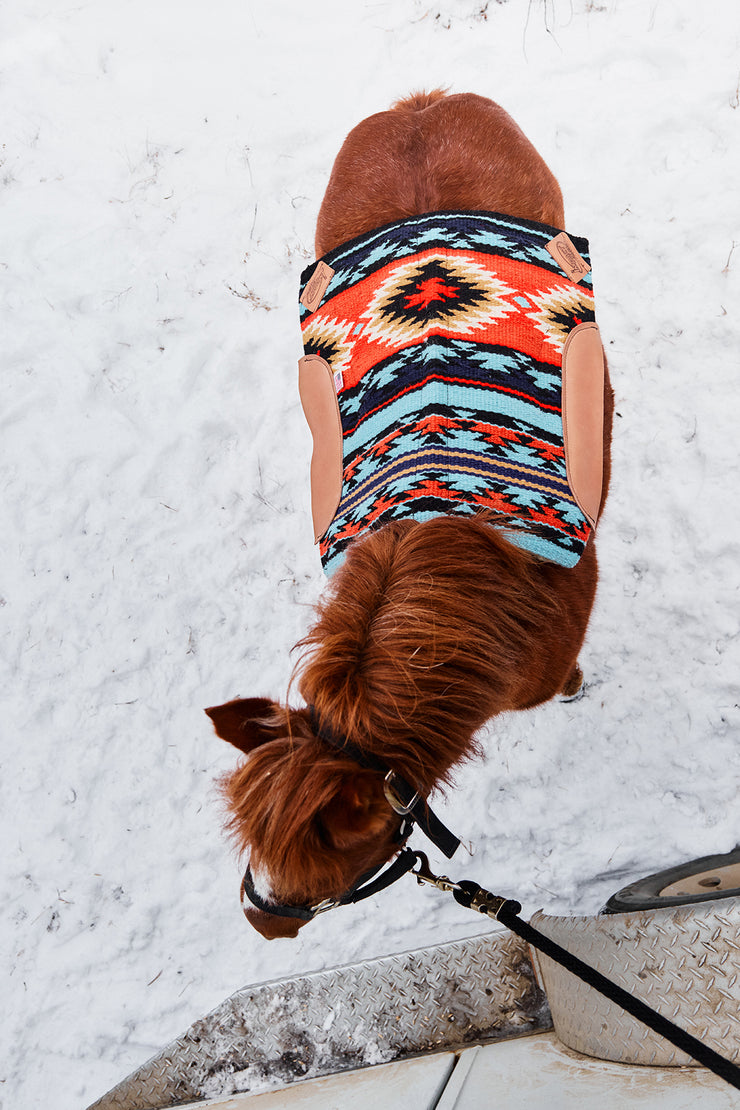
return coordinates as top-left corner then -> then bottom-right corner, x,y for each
334,342 -> 565,432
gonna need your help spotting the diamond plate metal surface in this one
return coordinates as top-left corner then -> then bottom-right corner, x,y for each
87,929 -> 550,1110
530,897 -> 740,1067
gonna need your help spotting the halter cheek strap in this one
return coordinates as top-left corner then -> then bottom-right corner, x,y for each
308,707 -> 461,860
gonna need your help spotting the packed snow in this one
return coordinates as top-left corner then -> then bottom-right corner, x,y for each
3,0 -> 740,1106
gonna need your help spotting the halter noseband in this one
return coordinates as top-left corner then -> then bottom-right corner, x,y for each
242,845 -> 419,922
240,706 -> 461,922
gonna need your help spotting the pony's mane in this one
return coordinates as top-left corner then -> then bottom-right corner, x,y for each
293,514 -> 563,791
219,515 -> 574,904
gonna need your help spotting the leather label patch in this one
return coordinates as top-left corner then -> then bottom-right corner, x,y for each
546,233 -> 591,284
300,261 -> 335,312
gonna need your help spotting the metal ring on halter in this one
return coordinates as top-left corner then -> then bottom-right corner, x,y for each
383,770 -> 420,816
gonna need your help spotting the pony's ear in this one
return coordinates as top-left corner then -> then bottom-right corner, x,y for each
320,774 -> 391,849
204,697 -> 278,754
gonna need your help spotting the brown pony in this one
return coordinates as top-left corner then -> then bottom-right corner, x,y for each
207,91 -> 614,939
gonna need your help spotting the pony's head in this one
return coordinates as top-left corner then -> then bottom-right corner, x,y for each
206,697 -> 404,938
208,515 -> 582,939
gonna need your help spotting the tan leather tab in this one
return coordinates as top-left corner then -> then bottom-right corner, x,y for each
299,261 -> 336,312
561,323 -> 604,528
546,233 -> 591,284
298,355 -> 343,542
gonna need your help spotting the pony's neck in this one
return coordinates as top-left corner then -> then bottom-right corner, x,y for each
297,516 -> 589,793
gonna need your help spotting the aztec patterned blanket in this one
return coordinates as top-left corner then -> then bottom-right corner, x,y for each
298,211 -> 602,576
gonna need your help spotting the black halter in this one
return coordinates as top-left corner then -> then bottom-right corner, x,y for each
242,846 -> 419,922
240,707 -> 461,922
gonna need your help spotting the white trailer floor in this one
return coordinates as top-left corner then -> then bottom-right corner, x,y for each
172,1032 -> 737,1110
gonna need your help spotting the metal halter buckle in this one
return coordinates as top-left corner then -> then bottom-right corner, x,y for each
308,898 -> 340,916
383,770 -> 420,816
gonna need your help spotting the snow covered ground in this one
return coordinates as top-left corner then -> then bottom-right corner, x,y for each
3,1 -> 740,1106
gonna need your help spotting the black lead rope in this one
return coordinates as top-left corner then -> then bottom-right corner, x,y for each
413,857 -> 740,1093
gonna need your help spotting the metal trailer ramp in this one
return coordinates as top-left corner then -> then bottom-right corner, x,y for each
96,1035 -> 739,1110
87,929 -> 550,1110
168,1034 -> 740,1110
